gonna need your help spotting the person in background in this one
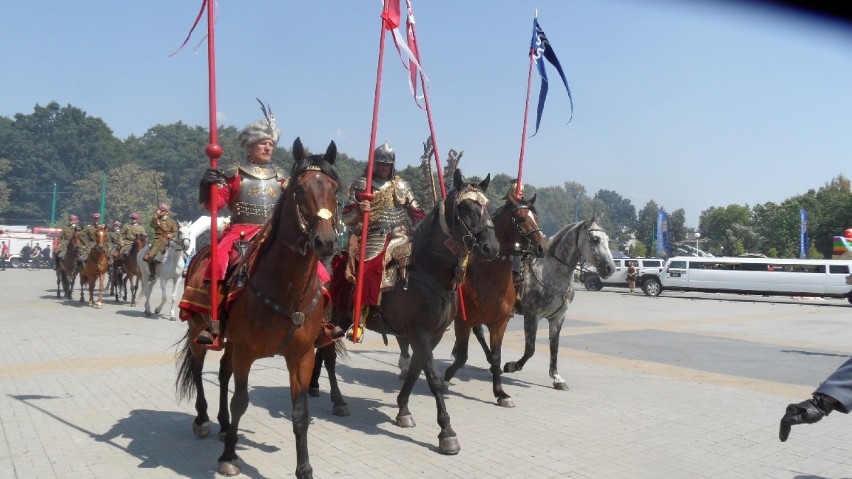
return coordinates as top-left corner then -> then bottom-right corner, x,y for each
143,204 -> 177,281
29,243 -> 43,271
0,240 -> 8,271
626,261 -> 638,293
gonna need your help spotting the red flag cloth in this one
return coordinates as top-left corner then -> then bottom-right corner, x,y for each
405,0 -> 422,106
382,0 -> 401,29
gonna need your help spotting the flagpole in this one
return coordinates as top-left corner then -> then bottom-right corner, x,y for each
204,0 -> 224,350
50,183 -> 57,227
351,10 -> 390,343
99,173 -> 107,222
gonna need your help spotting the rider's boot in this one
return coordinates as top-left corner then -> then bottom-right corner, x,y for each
195,319 -> 221,348
779,393 -> 838,442
232,236 -> 250,290
148,261 -> 156,282
398,256 -> 410,290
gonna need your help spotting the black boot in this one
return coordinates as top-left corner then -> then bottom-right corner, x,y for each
148,262 -> 156,282
195,319 -> 221,346
779,393 -> 836,442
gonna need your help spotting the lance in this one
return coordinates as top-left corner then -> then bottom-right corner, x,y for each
205,0 -> 223,350
351,4 -> 392,343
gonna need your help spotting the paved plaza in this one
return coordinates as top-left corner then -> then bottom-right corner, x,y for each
1,268 -> 852,478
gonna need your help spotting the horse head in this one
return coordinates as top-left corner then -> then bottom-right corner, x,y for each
576,214 -> 616,278
445,168 -> 499,260
282,137 -> 340,257
92,226 -> 109,251
497,193 -> 547,258
177,221 -> 192,253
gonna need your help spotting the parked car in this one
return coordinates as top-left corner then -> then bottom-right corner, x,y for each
583,258 -> 665,292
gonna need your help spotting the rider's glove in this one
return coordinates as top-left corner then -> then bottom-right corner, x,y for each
779,393 -> 835,442
199,168 -> 225,204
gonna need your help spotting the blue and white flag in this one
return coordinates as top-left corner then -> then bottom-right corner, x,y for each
799,208 -> 809,259
530,17 -> 573,136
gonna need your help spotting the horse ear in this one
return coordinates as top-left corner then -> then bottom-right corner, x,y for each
292,137 -> 305,162
529,193 -> 537,205
324,140 -> 337,165
453,168 -> 464,191
478,173 -> 491,192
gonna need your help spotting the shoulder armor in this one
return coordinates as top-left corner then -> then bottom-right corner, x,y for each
222,164 -> 239,179
393,176 -> 415,203
238,157 -> 278,180
273,165 -> 288,181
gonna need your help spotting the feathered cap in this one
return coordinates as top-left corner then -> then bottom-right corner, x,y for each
239,98 -> 280,149
91,213 -> 101,220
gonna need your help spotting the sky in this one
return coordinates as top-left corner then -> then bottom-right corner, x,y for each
2,0 -> 851,227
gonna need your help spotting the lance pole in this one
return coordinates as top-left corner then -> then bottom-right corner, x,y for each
351,11 -> 389,343
516,14 -> 537,198
204,0 -> 224,349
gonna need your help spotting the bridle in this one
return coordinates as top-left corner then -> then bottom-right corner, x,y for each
549,221 -> 605,269
439,185 -> 494,255
509,204 -> 543,254
278,165 -> 339,255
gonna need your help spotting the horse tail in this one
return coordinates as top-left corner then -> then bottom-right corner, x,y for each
334,337 -> 349,362
175,331 -> 196,402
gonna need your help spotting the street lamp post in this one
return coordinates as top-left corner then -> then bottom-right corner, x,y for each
695,232 -> 701,254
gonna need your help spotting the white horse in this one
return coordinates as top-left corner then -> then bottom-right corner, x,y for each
186,215 -> 230,258
138,221 -> 191,320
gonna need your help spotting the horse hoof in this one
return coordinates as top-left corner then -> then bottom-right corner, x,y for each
439,436 -> 460,455
217,460 -> 241,477
553,381 -> 569,391
396,413 -> 416,428
144,312 -> 151,317
497,397 -> 516,408
155,307 -> 163,314
441,382 -> 449,394
95,303 -> 102,309
131,302 -> 136,307
503,362 -> 518,374
332,405 -> 350,417
168,316 -> 176,322
308,387 -> 320,397
193,421 -> 211,439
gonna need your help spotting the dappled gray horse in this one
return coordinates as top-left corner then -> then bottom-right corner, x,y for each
476,215 -> 615,390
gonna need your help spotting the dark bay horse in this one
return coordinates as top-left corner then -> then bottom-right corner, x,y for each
118,233 -> 145,306
176,138 -> 339,479
313,169 -> 499,455
79,226 -> 110,308
440,193 -> 548,407
489,216 -> 616,390
55,231 -> 82,300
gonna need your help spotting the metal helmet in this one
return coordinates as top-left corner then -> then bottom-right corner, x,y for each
91,213 -> 100,220
130,213 -> 140,221
374,142 -> 395,164
158,203 -> 170,213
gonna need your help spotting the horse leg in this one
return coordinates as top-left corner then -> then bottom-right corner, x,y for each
217,344 -> 234,439
154,278 -> 167,315
489,320 -> 514,407
396,336 -> 411,380
217,351 -> 252,477
286,349 -> 316,479
323,343 -> 349,416
503,313 -> 539,374
472,324 -> 493,363
442,322 -> 472,393
95,273 -> 104,308
308,348 -> 324,397
176,320 -> 213,439
548,315 -> 568,391
400,337 -> 460,455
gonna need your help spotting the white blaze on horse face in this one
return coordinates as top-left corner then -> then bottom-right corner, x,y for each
316,208 -> 333,221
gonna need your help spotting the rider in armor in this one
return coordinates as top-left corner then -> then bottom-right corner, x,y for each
143,204 -> 178,281
336,142 -> 426,332
55,214 -> 80,265
190,105 -> 289,345
119,213 -> 146,258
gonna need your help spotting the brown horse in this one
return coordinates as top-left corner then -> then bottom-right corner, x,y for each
176,138 -> 339,479
117,233 -> 145,306
440,193 -> 548,407
55,231 -> 82,300
79,226 -> 110,308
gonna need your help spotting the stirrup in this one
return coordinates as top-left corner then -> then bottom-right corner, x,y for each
345,325 -> 364,343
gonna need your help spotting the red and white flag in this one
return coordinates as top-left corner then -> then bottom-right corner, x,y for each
386,0 -> 429,108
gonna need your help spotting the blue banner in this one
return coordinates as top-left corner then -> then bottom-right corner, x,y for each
657,209 -> 671,259
800,209 -> 809,258
530,18 -> 573,136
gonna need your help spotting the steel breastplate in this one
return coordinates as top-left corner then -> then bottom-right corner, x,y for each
232,160 -> 284,224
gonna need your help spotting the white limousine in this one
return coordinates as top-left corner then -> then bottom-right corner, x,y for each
641,256 -> 852,302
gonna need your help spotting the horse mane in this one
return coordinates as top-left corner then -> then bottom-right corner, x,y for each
411,190 -> 450,261
546,218 -> 586,258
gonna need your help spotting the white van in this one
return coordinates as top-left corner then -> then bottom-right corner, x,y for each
583,258 -> 664,291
